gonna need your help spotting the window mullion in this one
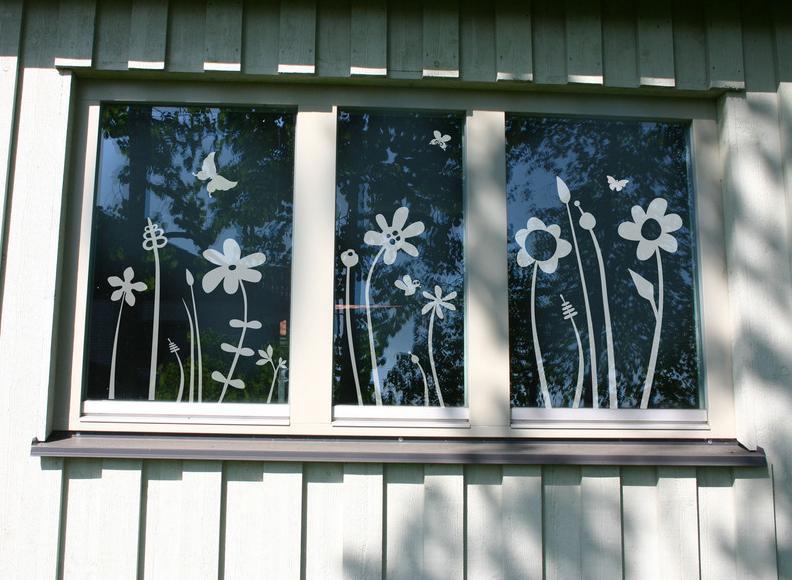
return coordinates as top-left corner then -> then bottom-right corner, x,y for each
465,110 -> 511,429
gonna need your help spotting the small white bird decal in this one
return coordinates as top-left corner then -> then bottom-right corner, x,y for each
193,152 -> 238,197
395,274 -> 421,296
430,130 -> 452,150
606,175 -> 629,192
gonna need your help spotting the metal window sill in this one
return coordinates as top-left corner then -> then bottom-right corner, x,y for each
30,433 -> 766,467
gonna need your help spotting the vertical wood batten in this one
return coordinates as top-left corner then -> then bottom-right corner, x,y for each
62,459 -> 142,580
774,1 -> 792,83
0,0 -> 23,276
55,0 -> 96,68
656,467 -> 699,579
636,0 -> 675,87
564,0 -> 603,85
342,463 -> 383,579
424,465 -> 464,579
166,0 -> 206,73
532,0 -> 567,85
303,463 -> 344,579
466,110 -> 510,429
672,0 -> 708,91
580,466 -> 622,580
705,0 -> 744,89
621,467 -> 659,580
278,0 -> 316,74
543,466 -> 582,580
740,0 -> 777,93
127,0 -> 168,70
466,465 -> 504,578
316,0 -> 351,78
289,108 -> 336,427
495,0 -> 533,82
204,0 -> 243,72
142,461 -> 223,579
602,0 -> 639,88
242,0 -> 279,75
460,0 -> 495,82
422,0 -> 460,78
502,465 -> 543,579
384,464 -> 425,580
349,0 -> 386,76
93,0 -> 131,71
698,467 -> 736,580
734,468 -> 778,579
387,0 -> 422,80
222,462 -> 302,579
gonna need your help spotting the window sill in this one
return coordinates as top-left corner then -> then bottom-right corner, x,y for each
30,433 -> 765,467
80,401 -> 289,426
511,408 -> 708,430
332,405 -> 469,428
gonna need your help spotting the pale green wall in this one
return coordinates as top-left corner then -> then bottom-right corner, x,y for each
1,1 -> 791,578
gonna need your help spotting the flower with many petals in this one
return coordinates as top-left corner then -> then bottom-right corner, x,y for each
515,218 -> 572,274
618,198 -> 682,261
202,238 -> 266,294
421,285 -> 457,319
364,206 -> 425,265
108,267 -> 147,306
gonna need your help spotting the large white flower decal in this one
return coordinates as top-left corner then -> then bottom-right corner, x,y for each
364,206 -> 425,265
515,217 -> 572,274
202,238 -> 266,295
617,197 -> 682,260
108,266 -> 147,306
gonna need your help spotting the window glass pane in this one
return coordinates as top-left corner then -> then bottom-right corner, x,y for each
333,110 -> 465,406
85,104 -> 295,403
506,116 -> 700,409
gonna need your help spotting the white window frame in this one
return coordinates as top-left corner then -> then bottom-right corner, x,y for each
55,80 -> 735,439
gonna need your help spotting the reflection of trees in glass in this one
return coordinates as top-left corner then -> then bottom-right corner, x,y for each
507,116 -> 700,410
333,110 -> 465,407
85,104 -> 295,403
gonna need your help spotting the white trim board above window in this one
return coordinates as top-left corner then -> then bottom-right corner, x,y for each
51,80 -> 734,439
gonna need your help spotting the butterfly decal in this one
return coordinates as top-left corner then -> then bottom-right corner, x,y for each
430,130 -> 451,150
394,274 -> 421,296
193,152 -> 238,197
607,175 -> 629,192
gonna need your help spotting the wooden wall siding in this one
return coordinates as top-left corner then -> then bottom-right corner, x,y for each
51,461 -> 777,579
0,0 -> 782,89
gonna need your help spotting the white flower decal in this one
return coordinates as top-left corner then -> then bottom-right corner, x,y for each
515,217 -> 572,274
421,285 -> 457,319
617,198 -> 682,261
202,238 -> 266,294
364,206 -> 425,265
108,267 -> 147,306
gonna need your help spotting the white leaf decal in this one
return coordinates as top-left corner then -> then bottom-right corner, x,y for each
556,176 -> 571,204
629,269 -> 657,313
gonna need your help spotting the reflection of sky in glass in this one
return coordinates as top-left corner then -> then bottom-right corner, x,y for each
333,110 -> 465,406
507,116 -> 701,409
85,104 -> 295,403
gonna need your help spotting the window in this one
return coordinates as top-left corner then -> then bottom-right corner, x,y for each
61,81 -> 733,438
332,109 -> 465,408
78,102 -> 295,424
506,116 -> 701,411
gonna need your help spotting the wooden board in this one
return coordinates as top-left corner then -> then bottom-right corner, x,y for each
128,0 -> 169,69
204,0 -> 243,71
55,0 -> 96,68
350,0 -> 387,76
278,0 -> 317,74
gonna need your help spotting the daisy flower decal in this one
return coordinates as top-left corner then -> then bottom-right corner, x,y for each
202,238 -> 266,295
515,217 -> 572,274
618,197 -> 682,261
108,266 -> 147,306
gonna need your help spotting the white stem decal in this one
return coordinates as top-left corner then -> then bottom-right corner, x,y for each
575,200 -> 618,408
108,299 -> 124,400
410,353 -> 430,406
181,297 -> 195,403
557,178 -> 598,408
142,218 -> 168,401
341,249 -> 363,404
560,295 -> 585,408
641,250 -> 664,409
364,246 -> 386,405
216,281 -> 251,403
530,263 -> 551,408
426,309 -> 445,407
168,338 -> 185,402
107,266 -> 146,400
186,269 -> 203,403
266,358 -> 287,404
